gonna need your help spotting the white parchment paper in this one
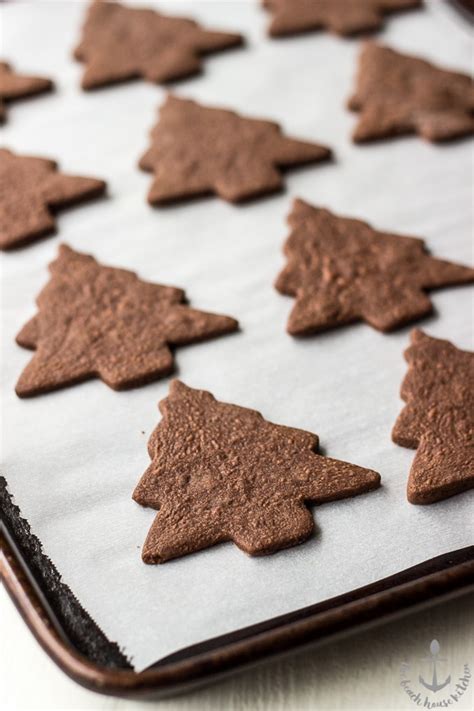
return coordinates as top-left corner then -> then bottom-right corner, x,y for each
1,0 -> 473,671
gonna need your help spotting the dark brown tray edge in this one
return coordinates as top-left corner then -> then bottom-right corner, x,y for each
1,520 -> 473,699
446,0 -> 474,22
153,546 -> 474,667
0,476 -> 132,669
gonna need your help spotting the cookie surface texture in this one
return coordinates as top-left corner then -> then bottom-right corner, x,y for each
275,198 -> 474,336
0,61 -> 53,122
133,380 -> 381,563
348,42 -> 474,143
74,0 -> 243,89
0,149 -> 105,250
263,0 -> 421,37
139,95 -> 332,204
15,246 -> 238,397
392,330 -> 474,504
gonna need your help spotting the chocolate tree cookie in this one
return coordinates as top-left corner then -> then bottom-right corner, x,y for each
139,95 -> 331,205
275,199 -> 474,335
348,43 -> 474,143
393,330 -> 474,504
75,0 -> 243,89
16,246 -> 238,396
133,381 -> 381,563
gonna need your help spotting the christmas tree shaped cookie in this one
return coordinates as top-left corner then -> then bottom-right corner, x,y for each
275,199 -> 474,336
15,246 -> 238,397
263,0 -> 421,38
0,61 -> 53,122
348,43 -> 474,143
0,149 -> 106,250
133,381 -> 381,563
139,95 -> 331,204
393,330 -> 474,504
74,0 -> 243,90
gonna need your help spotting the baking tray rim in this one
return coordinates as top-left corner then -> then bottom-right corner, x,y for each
1,516 -> 473,699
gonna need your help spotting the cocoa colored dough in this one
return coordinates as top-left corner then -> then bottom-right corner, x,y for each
275,198 -> 474,336
348,42 -> 474,143
74,0 -> 243,90
15,246 -> 238,397
139,95 -> 332,205
0,61 -> 53,123
392,330 -> 474,504
133,380 -> 381,563
263,0 -> 422,38
0,149 -> 106,250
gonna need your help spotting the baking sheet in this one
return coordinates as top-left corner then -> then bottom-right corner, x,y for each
1,0 -> 473,672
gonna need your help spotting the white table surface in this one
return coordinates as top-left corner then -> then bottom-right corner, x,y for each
1,583 -> 473,710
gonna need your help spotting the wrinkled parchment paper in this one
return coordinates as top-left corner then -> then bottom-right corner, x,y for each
1,0 -> 473,671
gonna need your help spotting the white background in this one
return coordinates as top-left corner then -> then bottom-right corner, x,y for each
1,0 -> 473,691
